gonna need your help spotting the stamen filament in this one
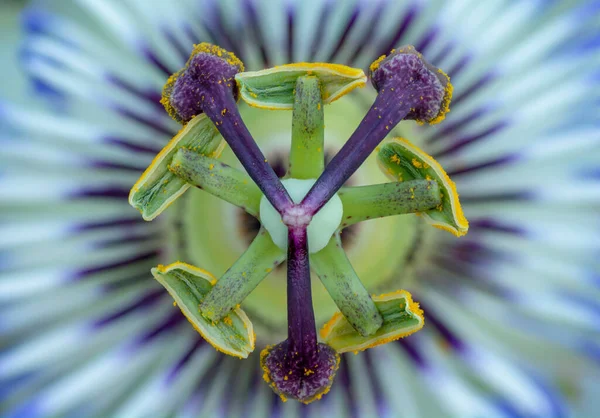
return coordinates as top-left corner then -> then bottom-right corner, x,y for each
289,76 -> 325,179
199,228 -> 286,321
338,180 -> 441,227
170,148 -> 263,217
310,235 -> 382,337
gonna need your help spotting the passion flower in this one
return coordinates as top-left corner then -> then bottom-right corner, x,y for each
131,43 -> 463,403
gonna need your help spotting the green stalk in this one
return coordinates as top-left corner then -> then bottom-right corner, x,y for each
311,234 -> 382,336
338,180 -> 441,228
170,148 -> 263,217
199,228 -> 286,321
288,76 -> 325,179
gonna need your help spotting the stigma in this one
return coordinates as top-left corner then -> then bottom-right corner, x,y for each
161,43 -> 244,124
261,341 -> 340,403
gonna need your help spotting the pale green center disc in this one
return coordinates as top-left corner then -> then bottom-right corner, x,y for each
259,178 -> 343,254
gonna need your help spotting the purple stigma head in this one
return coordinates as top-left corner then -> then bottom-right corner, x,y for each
369,45 -> 453,124
261,341 -> 340,404
161,43 -> 245,124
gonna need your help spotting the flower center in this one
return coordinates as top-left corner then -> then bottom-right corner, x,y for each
132,43 -> 462,404
236,149 -> 361,250
179,100 -> 430,341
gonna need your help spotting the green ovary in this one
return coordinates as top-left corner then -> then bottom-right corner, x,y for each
179,95 -> 429,342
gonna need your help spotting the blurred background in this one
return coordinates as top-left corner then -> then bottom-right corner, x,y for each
1,1 -> 29,105
1,0 -> 599,417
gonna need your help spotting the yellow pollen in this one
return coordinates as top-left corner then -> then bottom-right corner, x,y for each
427,70 -> 453,125
369,54 -> 387,73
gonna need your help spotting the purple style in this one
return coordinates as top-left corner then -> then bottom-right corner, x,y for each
261,228 -> 340,403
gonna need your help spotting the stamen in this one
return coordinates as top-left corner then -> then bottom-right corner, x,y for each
151,262 -> 256,358
261,227 -> 340,403
321,290 -> 425,353
378,138 -> 468,236
128,113 -> 224,220
235,62 -> 366,110
299,45 -> 453,216
161,43 -> 294,214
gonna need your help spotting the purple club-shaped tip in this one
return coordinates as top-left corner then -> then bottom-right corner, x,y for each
370,45 -> 452,125
261,340 -> 340,404
161,43 -> 244,124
